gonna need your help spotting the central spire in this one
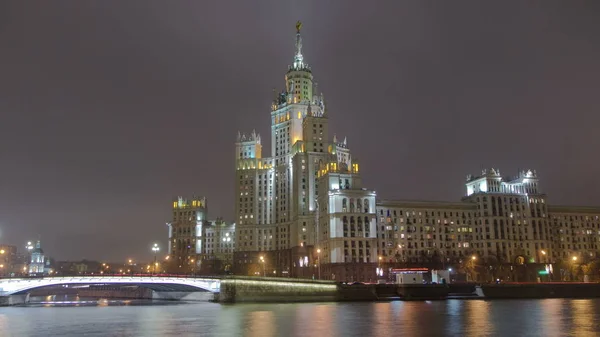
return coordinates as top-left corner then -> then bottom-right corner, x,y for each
293,21 -> 304,69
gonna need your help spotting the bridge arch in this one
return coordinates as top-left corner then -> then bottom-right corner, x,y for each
0,276 -> 220,296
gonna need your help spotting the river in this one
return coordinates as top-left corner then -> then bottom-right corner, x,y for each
1,297 -> 599,336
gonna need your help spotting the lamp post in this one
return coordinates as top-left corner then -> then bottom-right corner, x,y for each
468,255 -> 477,282
317,249 -> 321,280
0,249 -> 4,277
571,256 -> 578,281
259,255 -> 266,277
25,241 -> 34,275
152,243 -> 160,275
315,200 -> 321,247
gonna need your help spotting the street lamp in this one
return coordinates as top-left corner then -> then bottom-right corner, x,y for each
259,255 -> 266,277
316,249 -> 321,280
570,256 -> 579,281
152,243 -> 160,275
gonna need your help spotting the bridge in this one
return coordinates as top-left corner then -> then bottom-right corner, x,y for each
0,275 -> 341,305
0,276 -> 220,296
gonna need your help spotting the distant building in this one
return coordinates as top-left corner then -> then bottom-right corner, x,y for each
199,218 -> 235,274
548,205 -> 600,261
29,240 -> 45,276
55,260 -> 104,276
166,197 -> 236,274
167,196 -> 207,268
462,169 -> 553,264
0,244 -> 17,276
375,169 -> 600,282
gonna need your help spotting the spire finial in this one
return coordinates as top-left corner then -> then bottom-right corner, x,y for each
293,21 -> 304,69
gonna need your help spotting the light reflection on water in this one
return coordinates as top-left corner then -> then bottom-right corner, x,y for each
1,299 -> 600,336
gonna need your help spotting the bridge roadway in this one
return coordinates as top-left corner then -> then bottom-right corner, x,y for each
0,275 -> 221,296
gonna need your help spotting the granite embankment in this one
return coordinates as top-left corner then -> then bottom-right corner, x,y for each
481,283 -> 600,299
214,276 -> 453,303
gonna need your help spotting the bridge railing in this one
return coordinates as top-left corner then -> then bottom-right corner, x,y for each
0,273 -> 223,280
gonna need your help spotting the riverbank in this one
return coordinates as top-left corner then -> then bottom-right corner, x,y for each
480,282 -> 600,299
214,278 -> 600,303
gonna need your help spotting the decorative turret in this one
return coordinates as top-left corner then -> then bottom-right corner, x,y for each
285,21 -> 314,104
236,130 -> 261,144
236,130 -> 262,160
465,168 -> 542,196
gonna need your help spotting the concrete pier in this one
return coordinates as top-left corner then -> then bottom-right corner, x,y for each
152,291 -> 214,301
0,294 -> 30,306
215,276 -> 338,303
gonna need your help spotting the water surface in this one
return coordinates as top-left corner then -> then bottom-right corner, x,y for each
1,299 -> 599,336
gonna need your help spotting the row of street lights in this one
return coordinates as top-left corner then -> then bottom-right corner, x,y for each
257,249 -> 323,279
98,243 -> 161,276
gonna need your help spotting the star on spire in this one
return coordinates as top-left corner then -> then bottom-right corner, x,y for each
293,21 -> 304,69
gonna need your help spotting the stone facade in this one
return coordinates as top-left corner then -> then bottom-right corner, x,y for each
167,197 -> 235,274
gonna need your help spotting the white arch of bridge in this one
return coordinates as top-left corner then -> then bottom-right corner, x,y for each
0,276 -> 221,296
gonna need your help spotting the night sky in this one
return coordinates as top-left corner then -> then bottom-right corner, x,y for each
1,1 -> 599,262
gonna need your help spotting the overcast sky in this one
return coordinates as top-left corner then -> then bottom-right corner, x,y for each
1,1 -> 599,261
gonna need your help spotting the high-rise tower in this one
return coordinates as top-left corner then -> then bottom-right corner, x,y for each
234,22 -> 372,279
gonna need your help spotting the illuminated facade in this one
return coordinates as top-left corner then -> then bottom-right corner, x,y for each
200,218 -> 236,273
167,197 -> 236,274
463,169 -> 554,264
233,22 -> 376,279
376,200 -> 478,265
376,169 -> 600,274
230,22 -> 600,281
315,157 -> 378,281
548,205 -> 600,261
167,196 -> 207,267
377,169 -> 555,267
29,240 -> 45,276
